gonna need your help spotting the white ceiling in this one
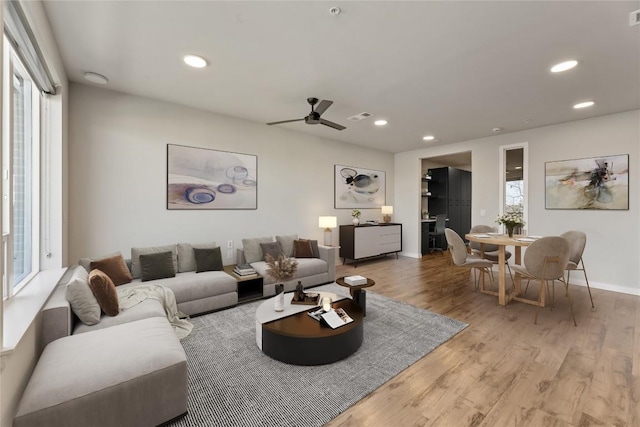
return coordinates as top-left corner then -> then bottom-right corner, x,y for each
41,1 -> 640,153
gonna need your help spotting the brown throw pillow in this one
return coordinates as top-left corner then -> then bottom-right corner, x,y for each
193,247 -> 224,273
87,269 -> 119,316
293,239 -> 314,258
260,242 -> 283,261
90,254 -> 132,286
139,251 -> 176,282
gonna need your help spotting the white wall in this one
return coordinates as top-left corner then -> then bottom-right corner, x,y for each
396,110 -> 640,295
68,83 -> 394,264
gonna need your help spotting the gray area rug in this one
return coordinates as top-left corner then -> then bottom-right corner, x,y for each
168,283 -> 467,427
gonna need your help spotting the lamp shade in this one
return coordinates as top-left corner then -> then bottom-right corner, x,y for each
318,216 -> 337,229
381,206 -> 393,215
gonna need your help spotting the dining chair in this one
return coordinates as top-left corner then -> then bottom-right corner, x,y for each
561,230 -> 594,308
444,229 -> 494,298
468,224 -> 514,285
510,236 -> 575,325
427,214 -> 447,254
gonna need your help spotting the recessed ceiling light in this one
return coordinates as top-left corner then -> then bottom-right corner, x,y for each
183,54 -> 208,68
551,60 -> 578,73
422,135 -> 435,141
374,120 -> 388,126
573,101 -> 595,109
83,72 -> 108,84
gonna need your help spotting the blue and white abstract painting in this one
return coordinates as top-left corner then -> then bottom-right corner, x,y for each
167,144 -> 257,210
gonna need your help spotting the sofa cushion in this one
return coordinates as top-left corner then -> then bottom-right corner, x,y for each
194,247 -> 223,273
119,271 -> 237,304
88,269 -> 119,316
140,251 -> 176,282
14,317 -> 188,427
242,236 -> 273,263
252,258 -> 328,285
131,245 -> 178,279
64,266 -> 100,326
89,253 -> 132,286
260,241 -> 283,261
177,242 -> 218,272
276,234 -> 298,257
73,298 -> 166,335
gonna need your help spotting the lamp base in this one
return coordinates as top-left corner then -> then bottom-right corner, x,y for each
383,215 -> 391,223
324,228 -> 332,246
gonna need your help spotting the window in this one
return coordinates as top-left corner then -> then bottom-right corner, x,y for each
499,143 -> 528,230
2,36 -> 40,298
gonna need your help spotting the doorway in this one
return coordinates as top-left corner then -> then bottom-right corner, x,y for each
420,151 -> 472,254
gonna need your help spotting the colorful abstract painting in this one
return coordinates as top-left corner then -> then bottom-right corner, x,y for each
167,144 -> 257,210
545,154 -> 628,210
334,164 -> 386,209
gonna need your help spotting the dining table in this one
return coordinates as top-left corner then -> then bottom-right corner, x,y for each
464,233 -> 544,307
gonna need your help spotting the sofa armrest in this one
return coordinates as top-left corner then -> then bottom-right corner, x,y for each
41,284 -> 73,351
318,245 -> 337,281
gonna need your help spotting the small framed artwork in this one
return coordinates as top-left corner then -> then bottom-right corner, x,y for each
167,144 -> 257,210
545,154 -> 629,210
334,164 -> 386,209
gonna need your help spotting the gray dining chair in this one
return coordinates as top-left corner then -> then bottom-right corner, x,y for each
469,224 -> 514,285
561,230 -> 594,308
511,236 -> 575,325
444,229 -> 494,298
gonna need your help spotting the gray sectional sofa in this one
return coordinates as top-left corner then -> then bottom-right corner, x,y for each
16,236 -> 337,427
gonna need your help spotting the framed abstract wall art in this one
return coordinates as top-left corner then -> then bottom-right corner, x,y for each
334,164 -> 386,209
167,144 -> 257,210
545,154 -> 628,210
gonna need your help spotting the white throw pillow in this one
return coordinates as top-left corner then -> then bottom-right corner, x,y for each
65,265 -> 101,325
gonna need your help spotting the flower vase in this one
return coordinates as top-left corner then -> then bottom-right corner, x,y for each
274,284 -> 284,312
352,217 -> 359,225
506,226 -> 514,238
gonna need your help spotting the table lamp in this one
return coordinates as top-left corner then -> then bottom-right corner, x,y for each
318,216 -> 337,246
381,206 -> 393,223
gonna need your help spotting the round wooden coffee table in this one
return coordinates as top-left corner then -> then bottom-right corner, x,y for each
256,293 -> 363,365
335,276 -> 375,316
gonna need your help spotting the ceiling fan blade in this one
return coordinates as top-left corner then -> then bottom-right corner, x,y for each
266,118 -> 305,125
320,119 -> 346,131
314,100 -> 333,116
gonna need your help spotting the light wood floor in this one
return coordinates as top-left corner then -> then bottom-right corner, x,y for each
326,253 -> 639,427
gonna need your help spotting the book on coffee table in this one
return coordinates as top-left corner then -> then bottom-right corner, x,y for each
308,308 -> 353,329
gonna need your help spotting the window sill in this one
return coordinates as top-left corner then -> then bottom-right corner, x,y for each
2,268 -> 67,356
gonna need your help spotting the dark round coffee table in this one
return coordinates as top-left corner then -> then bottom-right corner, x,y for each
256,294 -> 363,365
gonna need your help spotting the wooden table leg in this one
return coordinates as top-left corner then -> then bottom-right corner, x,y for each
498,246 -> 506,306
514,246 -> 522,295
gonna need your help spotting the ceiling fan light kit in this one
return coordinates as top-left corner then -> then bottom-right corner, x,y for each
266,97 -> 346,130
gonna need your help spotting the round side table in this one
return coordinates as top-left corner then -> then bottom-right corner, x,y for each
335,277 -> 375,316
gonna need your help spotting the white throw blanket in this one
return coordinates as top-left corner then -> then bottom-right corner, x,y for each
117,285 -> 193,339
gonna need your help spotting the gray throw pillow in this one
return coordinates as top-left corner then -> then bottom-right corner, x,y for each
193,247 -> 224,273
177,242 -> 218,272
260,242 -> 283,261
131,245 -> 178,279
139,251 -> 176,282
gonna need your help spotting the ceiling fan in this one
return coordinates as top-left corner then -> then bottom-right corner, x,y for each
266,97 -> 346,131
